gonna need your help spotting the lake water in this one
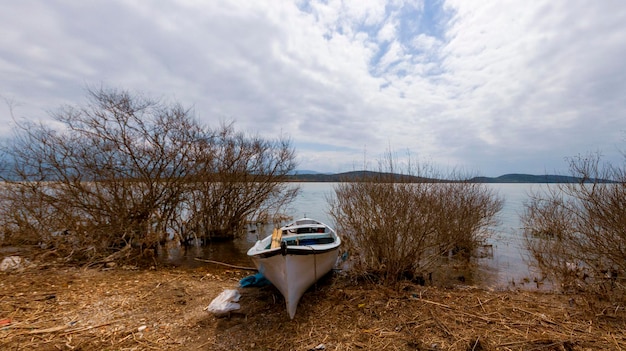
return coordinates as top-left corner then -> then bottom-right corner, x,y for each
164,182 -> 550,290
285,182 -> 548,289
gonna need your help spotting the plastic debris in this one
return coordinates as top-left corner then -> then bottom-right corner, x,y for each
239,272 -> 271,287
0,256 -> 23,272
0,319 -> 11,331
206,289 -> 241,316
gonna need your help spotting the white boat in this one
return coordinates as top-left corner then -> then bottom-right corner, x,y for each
247,218 -> 341,319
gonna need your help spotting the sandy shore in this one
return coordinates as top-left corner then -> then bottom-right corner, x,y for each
1,256 -> 626,350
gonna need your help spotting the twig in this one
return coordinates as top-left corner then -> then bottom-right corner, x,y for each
59,321 -> 118,335
476,297 -> 486,313
82,245 -> 132,269
12,321 -> 119,337
193,258 -> 256,271
514,307 -> 558,325
25,325 -> 68,334
416,297 -> 496,323
610,333 -> 623,351
430,309 -> 453,337
417,298 -> 451,309
471,337 -> 481,351
497,339 -> 548,347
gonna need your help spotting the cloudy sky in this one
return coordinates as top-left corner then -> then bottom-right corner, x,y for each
1,1 -> 625,176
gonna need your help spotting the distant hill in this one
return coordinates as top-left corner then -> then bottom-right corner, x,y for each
469,173 -> 585,183
287,170 -> 430,182
287,171 -> 603,183
1,166 -> 607,184
288,170 -> 326,175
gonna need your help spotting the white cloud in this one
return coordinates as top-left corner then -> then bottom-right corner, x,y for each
1,0 -> 625,175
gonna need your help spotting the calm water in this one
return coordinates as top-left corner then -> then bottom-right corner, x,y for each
161,182 -> 551,290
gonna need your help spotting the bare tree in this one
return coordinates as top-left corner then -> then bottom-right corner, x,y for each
522,152 -> 626,299
183,122 -> 299,242
0,88 -> 206,259
0,87 -> 299,263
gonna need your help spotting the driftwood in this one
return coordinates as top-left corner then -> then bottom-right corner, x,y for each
82,245 -> 133,269
193,257 -> 256,271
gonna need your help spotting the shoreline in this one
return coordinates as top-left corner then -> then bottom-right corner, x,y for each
1,257 -> 625,350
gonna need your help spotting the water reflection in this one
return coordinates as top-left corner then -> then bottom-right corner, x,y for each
156,223 -> 273,269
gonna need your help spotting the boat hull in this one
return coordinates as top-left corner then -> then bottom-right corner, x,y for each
247,218 -> 341,319
249,247 -> 339,319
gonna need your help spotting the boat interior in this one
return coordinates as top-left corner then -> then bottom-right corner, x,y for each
281,233 -> 335,247
264,225 -> 335,249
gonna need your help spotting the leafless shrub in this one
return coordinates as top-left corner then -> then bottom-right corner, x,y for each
432,181 -> 503,259
182,123 -> 299,242
522,152 -> 626,299
2,88 -> 196,259
0,87 -> 298,262
329,156 -> 503,285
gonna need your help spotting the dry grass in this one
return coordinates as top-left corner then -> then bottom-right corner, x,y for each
2,254 -> 626,350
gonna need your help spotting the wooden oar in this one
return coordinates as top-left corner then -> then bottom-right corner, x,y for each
270,227 -> 282,249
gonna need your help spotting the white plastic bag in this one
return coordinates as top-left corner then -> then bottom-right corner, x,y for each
207,289 -> 241,316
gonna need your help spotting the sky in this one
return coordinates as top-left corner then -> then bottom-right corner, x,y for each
1,0 -> 625,176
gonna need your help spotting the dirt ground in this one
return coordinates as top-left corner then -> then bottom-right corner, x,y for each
2,253 -> 626,351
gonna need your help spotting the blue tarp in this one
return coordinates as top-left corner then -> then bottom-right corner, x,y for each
239,272 -> 271,287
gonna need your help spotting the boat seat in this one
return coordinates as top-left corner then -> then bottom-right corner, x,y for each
296,237 -> 335,246
284,226 -> 327,235
282,233 -> 334,246
282,233 -> 329,240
